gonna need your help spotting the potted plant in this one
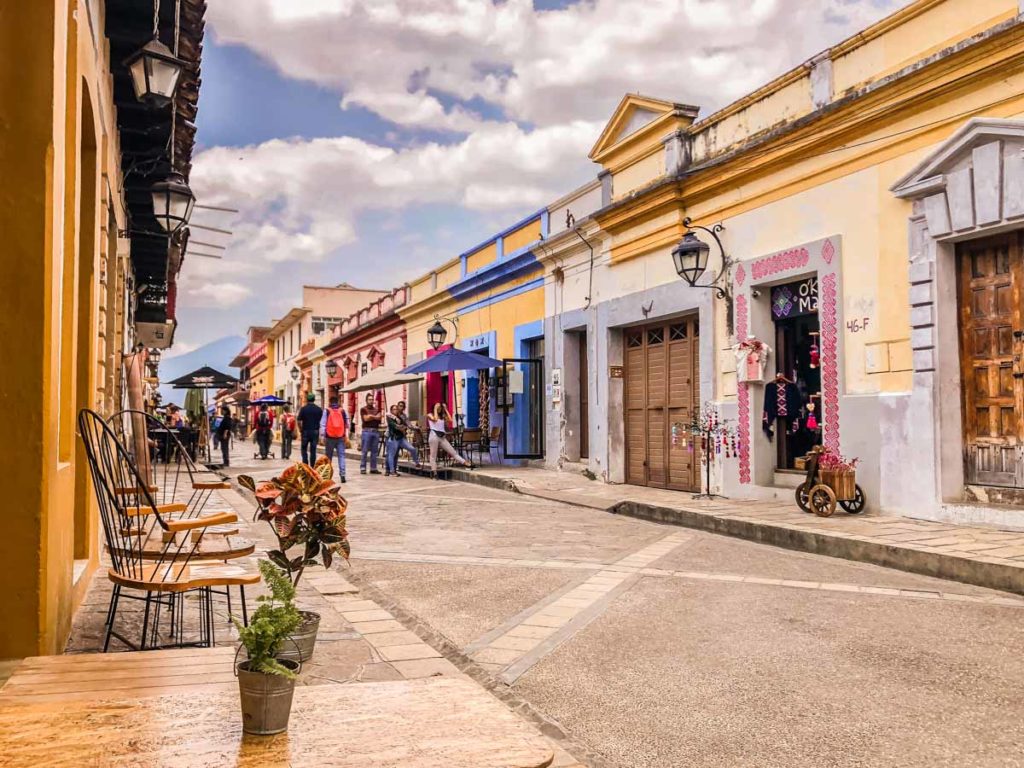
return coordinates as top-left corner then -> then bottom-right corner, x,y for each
235,560 -> 304,735
238,456 -> 350,662
818,448 -> 859,501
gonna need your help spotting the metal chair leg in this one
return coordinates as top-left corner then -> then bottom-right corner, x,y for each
239,586 -> 248,626
140,592 -> 153,651
103,586 -> 121,652
226,585 -> 233,623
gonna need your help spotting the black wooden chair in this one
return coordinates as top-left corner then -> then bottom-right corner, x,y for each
79,409 -> 258,651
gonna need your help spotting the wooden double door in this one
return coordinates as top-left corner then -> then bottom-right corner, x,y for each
958,232 -> 1024,487
624,316 -> 700,490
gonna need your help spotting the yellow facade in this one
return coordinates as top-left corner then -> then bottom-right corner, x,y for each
0,0 -> 137,657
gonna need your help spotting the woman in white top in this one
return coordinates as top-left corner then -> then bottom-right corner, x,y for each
427,403 -> 471,477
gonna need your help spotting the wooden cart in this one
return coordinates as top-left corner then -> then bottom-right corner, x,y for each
794,447 -> 866,517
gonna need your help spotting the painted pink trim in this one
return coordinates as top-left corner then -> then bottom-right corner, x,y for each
821,239 -> 835,265
751,247 -> 809,281
734,294 -> 751,484
734,263 -> 746,287
819,272 -> 841,453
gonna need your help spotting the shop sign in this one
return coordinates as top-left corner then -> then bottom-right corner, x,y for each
771,277 -> 818,319
508,369 -> 524,395
610,365 -> 624,379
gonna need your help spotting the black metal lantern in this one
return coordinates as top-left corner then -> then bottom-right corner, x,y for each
125,39 -> 186,108
151,171 -> 195,233
148,349 -> 162,364
290,366 -> 301,381
672,231 -> 711,287
427,319 -> 448,351
325,359 -> 339,378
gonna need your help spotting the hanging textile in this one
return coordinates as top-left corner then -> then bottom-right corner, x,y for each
734,339 -> 771,383
762,380 -> 802,440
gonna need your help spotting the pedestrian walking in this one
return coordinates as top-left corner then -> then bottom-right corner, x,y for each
385,400 -> 420,476
359,392 -> 382,474
280,404 -> 297,460
427,403 -> 471,478
211,410 -> 223,452
297,392 -> 323,466
215,405 -> 234,467
320,396 -> 349,482
254,403 -> 274,460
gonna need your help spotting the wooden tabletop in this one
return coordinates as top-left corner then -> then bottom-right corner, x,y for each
0,667 -> 554,767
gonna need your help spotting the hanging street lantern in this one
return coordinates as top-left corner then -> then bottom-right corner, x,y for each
148,349 -> 162,364
124,38 -> 186,108
290,366 -> 301,381
325,359 -> 339,378
151,171 -> 195,233
672,218 -> 735,335
427,318 -> 448,351
672,231 -> 712,287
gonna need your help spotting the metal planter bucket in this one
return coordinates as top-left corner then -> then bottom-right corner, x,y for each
236,659 -> 300,735
278,611 -> 320,664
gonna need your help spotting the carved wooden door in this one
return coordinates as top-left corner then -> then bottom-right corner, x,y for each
958,232 -> 1024,487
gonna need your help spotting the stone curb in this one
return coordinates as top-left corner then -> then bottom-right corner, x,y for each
448,469 -> 1024,597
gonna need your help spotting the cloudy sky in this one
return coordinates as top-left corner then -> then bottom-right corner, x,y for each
172,0 -> 906,356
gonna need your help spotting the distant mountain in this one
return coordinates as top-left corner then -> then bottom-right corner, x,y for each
157,335 -> 246,404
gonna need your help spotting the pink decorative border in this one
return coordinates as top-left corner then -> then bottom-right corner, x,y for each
733,237 -> 840,485
819,272 -> 841,453
751,247 -> 809,281
735,294 -> 751,484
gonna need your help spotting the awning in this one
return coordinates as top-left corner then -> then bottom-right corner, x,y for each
339,368 -> 423,393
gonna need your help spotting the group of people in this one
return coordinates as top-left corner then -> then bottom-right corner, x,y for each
211,393 -> 474,477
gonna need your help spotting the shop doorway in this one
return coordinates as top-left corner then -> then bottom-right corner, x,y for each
770,277 -> 823,470
579,335 -> 589,459
957,232 -> 1024,488
624,316 -> 700,491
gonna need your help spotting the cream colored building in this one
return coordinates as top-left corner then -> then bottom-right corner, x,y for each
540,0 -> 1024,526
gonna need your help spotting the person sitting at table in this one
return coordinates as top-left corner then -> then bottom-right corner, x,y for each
427,403 -> 472,478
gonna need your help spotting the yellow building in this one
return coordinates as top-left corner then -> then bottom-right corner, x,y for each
399,212 -> 549,458
539,0 -> 1024,525
0,0 -> 206,657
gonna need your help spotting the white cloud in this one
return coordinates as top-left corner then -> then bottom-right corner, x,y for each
181,281 -> 253,308
207,0 -> 908,131
189,119 -> 601,273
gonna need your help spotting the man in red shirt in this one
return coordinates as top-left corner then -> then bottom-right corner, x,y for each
280,404 -> 297,460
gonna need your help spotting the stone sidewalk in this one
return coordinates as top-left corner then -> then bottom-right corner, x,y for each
441,462 -> 1024,595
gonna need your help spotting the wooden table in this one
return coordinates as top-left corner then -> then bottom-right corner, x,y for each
0,651 -> 554,767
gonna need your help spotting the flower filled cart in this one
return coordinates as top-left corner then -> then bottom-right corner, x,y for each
794,446 -> 865,517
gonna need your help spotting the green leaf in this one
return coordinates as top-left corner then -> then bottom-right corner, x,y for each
267,550 -> 290,572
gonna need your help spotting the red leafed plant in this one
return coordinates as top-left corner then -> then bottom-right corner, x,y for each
237,456 -> 350,587
818,448 -> 859,473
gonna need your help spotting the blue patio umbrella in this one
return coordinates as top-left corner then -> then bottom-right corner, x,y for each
399,347 -> 504,426
399,347 -> 503,374
248,394 -> 289,406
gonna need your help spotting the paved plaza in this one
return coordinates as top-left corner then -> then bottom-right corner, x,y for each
57,443 -> 1024,767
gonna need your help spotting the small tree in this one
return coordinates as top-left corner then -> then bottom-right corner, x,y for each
238,456 -> 350,588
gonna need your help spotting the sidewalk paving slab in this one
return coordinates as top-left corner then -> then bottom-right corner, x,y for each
447,463 -> 1024,595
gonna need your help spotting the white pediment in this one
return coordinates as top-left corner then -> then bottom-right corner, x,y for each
890,118 -> 1024,237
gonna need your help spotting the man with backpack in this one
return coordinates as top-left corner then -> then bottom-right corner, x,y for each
320,395 -> 349,482
280,404 -> 297,460
254,403 -> 274,460
297,392 -> 323,466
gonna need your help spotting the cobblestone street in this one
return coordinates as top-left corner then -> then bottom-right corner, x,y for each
53,441 -> 1024,767
337,468 -> 1024,768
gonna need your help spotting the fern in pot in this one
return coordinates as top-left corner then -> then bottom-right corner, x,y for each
238,456 -> 350,663
235,560 -> 303,735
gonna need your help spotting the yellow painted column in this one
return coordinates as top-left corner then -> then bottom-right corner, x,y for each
0,0 -> 66,657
